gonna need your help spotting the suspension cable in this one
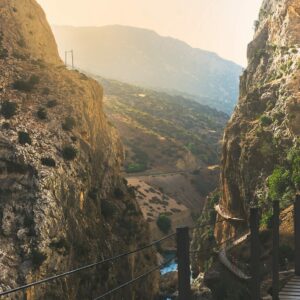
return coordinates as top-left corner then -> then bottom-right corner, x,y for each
0,233 -> 176,297
93,256 -> 175,300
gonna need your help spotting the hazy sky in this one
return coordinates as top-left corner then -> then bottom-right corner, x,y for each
36,0 -> 262,66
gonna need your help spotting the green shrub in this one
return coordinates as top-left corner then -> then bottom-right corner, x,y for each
62,145 -> 78,160
260,115 -> 272,126
260,210 -> 273,229
37,107 -> 47,120
101,200 -> 116,218
1,100 -> 18,118
41,157 -> 56,167
114,187 -> 124,199
125,163 -> 147,173
31,249 -> 47,269
46,99 -> 58,108
13,75 -> 40,91
156,214 -> 171,234
287,148 -> 300,189
0,48 -> 8,59
18,131 -> 32,145
268,167 -> 290,200
2,122 -> 10,130
62,116 -> 76,131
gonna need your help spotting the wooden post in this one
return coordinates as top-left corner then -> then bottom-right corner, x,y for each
295,195 -> 300,275
272,201 -> 279,300
250,207 -> 260,300
177,226 -> 191,300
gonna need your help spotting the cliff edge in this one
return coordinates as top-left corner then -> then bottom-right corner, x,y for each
0,0 -> 158,299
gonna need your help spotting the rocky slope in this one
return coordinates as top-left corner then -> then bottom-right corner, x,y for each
192,0 -> 300,285
0,0 -> 158,299
214,0 -> 300,243
52,25 -> 242,114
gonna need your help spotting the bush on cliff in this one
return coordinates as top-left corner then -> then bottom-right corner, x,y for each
18,131 -> 32,145
156,214 -> 171,234
101,200 -> 116,218
1,100 -> 18,119
13,75 -> 40,92
37,107 -> 47,120
62,116 -> 76,131
41,157 -> 56,167
260,115 -> 272,126
268,167 -> 290,200
62,145 -> 78,161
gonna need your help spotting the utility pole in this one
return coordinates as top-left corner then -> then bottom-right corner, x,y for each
65,50 -> 74,69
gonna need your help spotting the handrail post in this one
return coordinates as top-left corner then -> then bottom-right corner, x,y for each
176,226 -> 191,300
250,207 -> 260,300
295,195 -> 300,275
272,201 -> 279,300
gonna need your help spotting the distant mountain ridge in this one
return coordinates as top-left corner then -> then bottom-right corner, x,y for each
53,25 -> 243,113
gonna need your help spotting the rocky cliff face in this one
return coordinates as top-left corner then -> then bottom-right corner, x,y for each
0,1 -> 158,299
215,0 -> 300,242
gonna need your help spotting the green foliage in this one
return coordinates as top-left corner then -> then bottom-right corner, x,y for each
41,157 -> 56,167
0,48 -> 8,59
50,238 -> 70,253
268,167 -> 290,200
13,75 -> 40,92
101,200 -> 116,218
114,187 -> 124,199
260,210 -> 273,229
156,214 -> 171,234
1,100 -> 18,119
18,131 -> 32,145
62,116 -> 76,131
46,99 -> 58,108
37,107 -> 47,120
125,163 -> 147,173
62,145 -> 78,161
31,249 -> 47,269
260,115 -> 272,126
287,148 -> 300,189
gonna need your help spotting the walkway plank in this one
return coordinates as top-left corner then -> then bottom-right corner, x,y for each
280,276 -> 300,299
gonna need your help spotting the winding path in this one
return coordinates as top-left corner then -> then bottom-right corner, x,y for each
215,204 -> 245,222
218,232 -> 251,280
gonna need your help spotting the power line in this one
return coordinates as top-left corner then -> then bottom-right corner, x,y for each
93,256 -> 175,300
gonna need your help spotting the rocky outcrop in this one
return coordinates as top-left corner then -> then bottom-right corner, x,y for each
215,0 -> 300,242
0,0 -> 158,299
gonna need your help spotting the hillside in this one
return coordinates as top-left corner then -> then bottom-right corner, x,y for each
0,1 -> 158,299
53,25 -> 243,114
95,76 -> 228,174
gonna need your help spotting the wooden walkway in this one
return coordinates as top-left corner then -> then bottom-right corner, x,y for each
280,276 -> 300,299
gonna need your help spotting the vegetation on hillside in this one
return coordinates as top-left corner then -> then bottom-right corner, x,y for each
95,76 -> 228,173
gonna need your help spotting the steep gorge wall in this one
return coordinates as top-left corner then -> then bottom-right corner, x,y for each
0,0 -> 158,299
215,0 -> 300,242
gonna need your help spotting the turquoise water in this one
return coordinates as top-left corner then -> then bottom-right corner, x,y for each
160,252 -> 177,275
160,253 -> 177,300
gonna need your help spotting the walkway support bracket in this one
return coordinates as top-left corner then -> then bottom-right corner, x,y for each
176,226 -> 192,300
